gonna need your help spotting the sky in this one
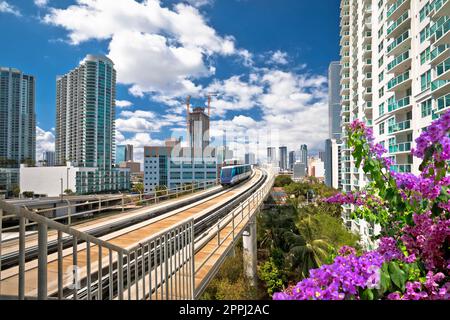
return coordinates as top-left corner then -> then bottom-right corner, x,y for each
0,0 -> 341,163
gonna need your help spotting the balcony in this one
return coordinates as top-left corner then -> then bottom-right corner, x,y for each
431,80 -> 450,98
387,0 -> 409,22
341,105 -> 350,115
388,120 -> 412,134
387,10 -> 411,39
387,50 -> 411,74
435,58 -> 450,81
436,94 -> 450,113
387,70 -> 411,92
387,96 -> 412,114
430,44 -> 450,66
389,142 -> 412,154
390,164 -> 412,173
433,18 -> 450,47
432,0 -> 450,20
387,30 -> 411,57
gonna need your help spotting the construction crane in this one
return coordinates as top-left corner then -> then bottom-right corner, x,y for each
207,92 -> 218,117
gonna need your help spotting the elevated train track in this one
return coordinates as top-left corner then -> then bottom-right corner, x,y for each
0,167 -> 274,300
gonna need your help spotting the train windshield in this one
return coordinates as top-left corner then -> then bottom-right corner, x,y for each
221,168 -> 233,179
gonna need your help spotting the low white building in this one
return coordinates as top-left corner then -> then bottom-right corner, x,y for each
20,162 -> 130,197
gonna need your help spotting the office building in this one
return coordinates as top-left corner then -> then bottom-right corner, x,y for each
188,107 -> 210,159
308,157 -> 325,180
0,67 -> 36,196
299,145 -> 308,169
43,151 -> 56,167
51,55 -> 130,194
329,61 -> 343,140
325,62 -> 344,189
288,151 -> 297,171
116,144 -> 134,164
278,146 -> 288,171
292,162 -> 307,181
245,152 -> 256,165
267,147 -> 277,166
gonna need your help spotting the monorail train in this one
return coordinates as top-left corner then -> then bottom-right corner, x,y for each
220,164 -> 252,186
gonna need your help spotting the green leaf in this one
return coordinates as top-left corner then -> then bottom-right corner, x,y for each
379,269 -> 392,294
388,261 -> 407,291
361,288 -> 374,300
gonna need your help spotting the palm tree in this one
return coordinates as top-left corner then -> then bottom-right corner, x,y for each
284,215 -> 331,278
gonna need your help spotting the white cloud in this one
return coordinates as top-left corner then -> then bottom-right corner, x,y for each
43,0 -> 242,98
116,100 -> 132,108
185,0 -> 214,8
0,1 -> 21,16
36,127 -> 55,160
34,0 -> 49,7
116,132 -> 164,165
269,50 -> 289,65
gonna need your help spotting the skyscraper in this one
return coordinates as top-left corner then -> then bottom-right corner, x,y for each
339,0 -> 450,193
325,62 -> 343,189
0,67 -> 36,166
43,151 -> 56,167
278,146 -> 288,171
54,55 -> 129,194
116,144 -> 134,164
288,151 -> 296,170
188,107 -> 210,159
56,55 -> 116,168
328,61 -> 342,140
299,145 -> 308,168
338,0 -> 449,248
267,147 -> 276,165
0,67 -> 36,196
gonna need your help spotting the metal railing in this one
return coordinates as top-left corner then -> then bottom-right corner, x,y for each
0,167 -> 276,300
0,180 -> 218,235
192,169 -> 275,298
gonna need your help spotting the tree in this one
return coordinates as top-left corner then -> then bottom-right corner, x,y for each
284,215 -> 332,278
11,185 -> 20,198
64,189 -> 74,195
132,182 -> 144,194
22,191 -> 34,198
274,175 -> 293,187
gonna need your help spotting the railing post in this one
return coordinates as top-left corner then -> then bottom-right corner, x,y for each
164,233 -> 169,300
37,222 -> 48,300
18,214 -> 25,300
190,220 -> 195,300
98,197 -> 102,212
232,209 -> 235,240
121,194 -> 125,212
217,222 -> 220,245
0,208 -> 2,288
66,200 -> 72,226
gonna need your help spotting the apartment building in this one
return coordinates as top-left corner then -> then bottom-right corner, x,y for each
339,0 -> 449,248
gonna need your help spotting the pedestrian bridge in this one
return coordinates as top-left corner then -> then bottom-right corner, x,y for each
0,166 -> 275,300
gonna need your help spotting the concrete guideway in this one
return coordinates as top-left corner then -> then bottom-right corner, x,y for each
0,167 -> 274,300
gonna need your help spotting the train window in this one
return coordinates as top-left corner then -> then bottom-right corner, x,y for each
221,168 -> 233,178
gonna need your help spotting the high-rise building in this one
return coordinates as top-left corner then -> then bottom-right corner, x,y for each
299,145 -> 308,169
0,67 -> 36,196
43,151 -> 56,167
267,147 -> 277,165
328,61 -> 342,140
339,0 -> 449,248
56,55 -> 116,168
53,55 -> 129,194
188,107 -> 210,159
325,61 -> 344,189
116,144 -> 134,164
325,139 -> 342,189
0,67 -> 36,166
278,146 -> 288,171
245,152 -> 256,165
288,151 -> 297,170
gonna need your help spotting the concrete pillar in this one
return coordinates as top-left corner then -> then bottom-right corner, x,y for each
242,217 -> 257,286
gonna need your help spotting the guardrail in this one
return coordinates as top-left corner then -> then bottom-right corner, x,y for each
0,180 -> 218,235
0,166 -> 275,300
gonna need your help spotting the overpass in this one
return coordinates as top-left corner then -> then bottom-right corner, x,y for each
0,167 -> 275,300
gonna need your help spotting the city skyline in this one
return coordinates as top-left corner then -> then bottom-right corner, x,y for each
0,0 -> 341,164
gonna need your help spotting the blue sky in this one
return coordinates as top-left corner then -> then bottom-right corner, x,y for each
0,0 -> 340,162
